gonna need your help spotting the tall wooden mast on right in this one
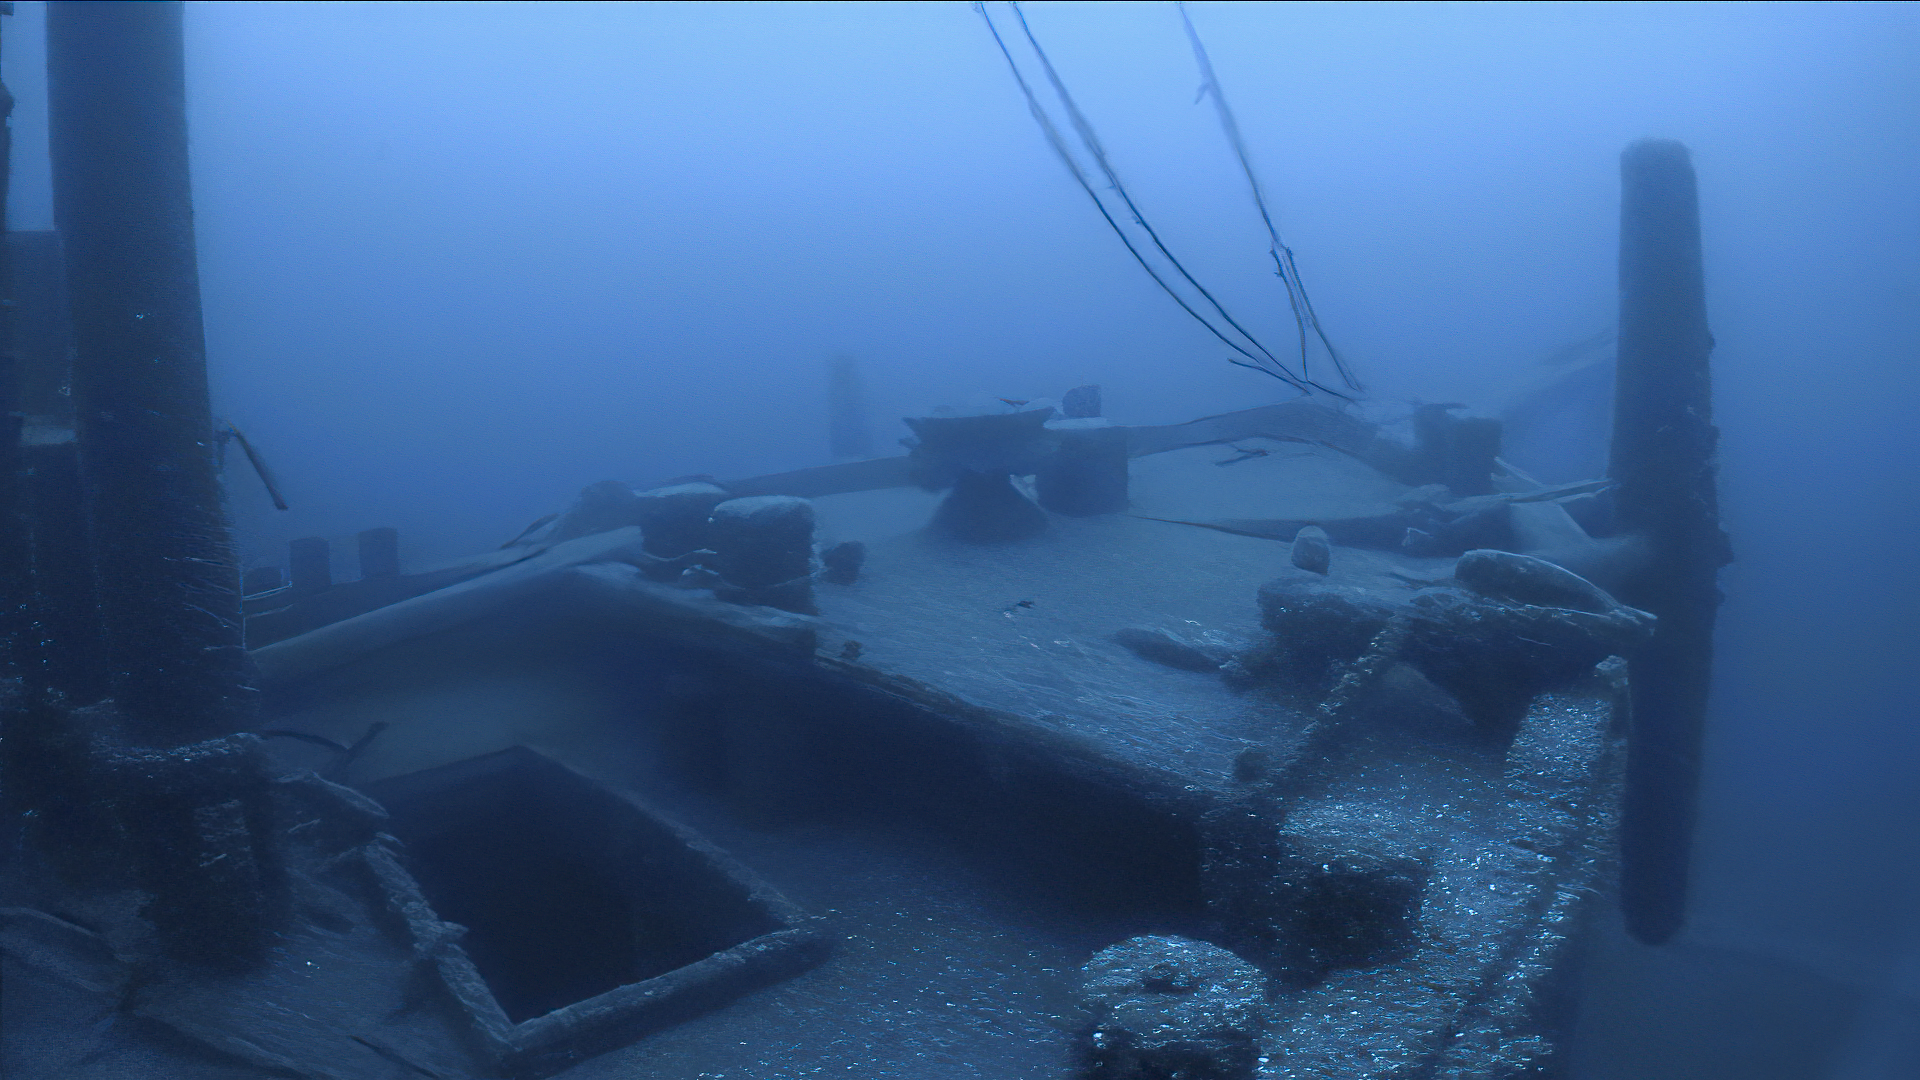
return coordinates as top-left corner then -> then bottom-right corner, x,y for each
1611,138 -> 1734,945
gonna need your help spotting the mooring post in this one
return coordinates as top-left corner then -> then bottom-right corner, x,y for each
827,354 -> 873,459
49,0 -> 246,743
707,495 -> 818,615
1611,139 -> 1732,945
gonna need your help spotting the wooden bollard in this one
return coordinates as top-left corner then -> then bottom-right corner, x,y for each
707,496 -> 817,615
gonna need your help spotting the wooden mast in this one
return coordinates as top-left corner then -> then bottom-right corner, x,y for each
48,0 -> 246,744
1611,139 -> 1733,945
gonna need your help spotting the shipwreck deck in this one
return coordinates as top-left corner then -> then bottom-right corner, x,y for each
179,431 -> 1629,1078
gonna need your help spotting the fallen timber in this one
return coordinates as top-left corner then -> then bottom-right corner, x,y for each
123,396 -> 1638,1080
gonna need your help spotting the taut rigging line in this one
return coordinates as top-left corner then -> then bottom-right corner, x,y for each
975,1 -> 1361,399
1178,1 -> 1362,394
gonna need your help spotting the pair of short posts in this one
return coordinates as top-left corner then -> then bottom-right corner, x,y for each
634,484 -> 829,615
250,527 -> 399,596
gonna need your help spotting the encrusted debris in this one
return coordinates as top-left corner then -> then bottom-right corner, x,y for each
1079,934 -> 1269,1080
1289,525 -> 1332,575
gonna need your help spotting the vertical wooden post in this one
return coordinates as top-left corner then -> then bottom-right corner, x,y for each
1611,139 -> 1733,945
8,231 -> 109,704
48,0 -> 244,744
3,21 -> 117,884
827,355 -> 873,459
32,3 -> 288,969
0,2 -> 33,845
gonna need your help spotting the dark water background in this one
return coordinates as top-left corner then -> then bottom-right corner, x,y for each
4,2 -> 1915,1075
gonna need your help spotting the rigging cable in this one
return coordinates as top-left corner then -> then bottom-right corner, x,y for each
1178,1 -> 1362,392
974,1 -> 1300,392
976,2 -> 1352,400
1008,3 -> 1308,391
218,421 -> 290,510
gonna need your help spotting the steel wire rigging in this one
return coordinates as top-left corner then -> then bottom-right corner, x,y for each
976,1 -> 1362,399
1178,2 -> 1362,394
